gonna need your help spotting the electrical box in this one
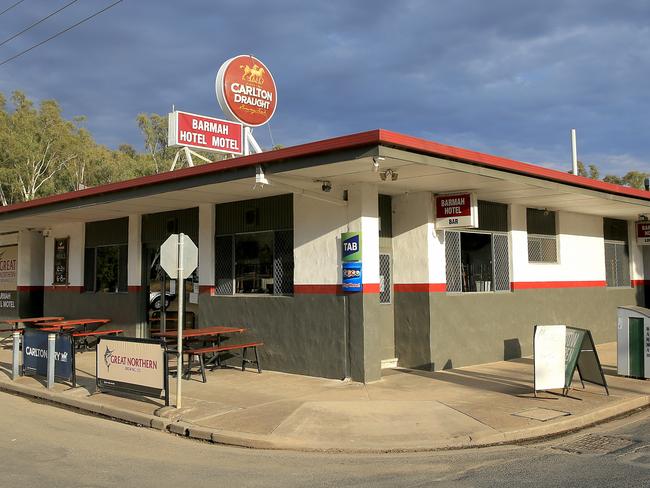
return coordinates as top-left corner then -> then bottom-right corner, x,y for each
617,306 -> 650,379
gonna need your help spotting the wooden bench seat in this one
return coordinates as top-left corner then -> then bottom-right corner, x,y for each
72,329 -> 123,338
183,341 -> 263,382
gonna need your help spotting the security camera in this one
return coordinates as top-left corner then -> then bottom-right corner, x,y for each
321,181 -> 332,192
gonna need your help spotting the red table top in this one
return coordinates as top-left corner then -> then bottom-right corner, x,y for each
2,317 -> 64,325
152,326 -> 244,338
39,325 -> 76,332
37,319 -> 111,327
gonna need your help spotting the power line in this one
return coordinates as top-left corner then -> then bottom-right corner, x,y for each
0,0 -> 124,68
0,0 -> 26,18
0,0 -> 80,49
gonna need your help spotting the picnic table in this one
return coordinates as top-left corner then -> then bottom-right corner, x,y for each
37,318 -> 120,350
1,316 -> 64,332
152,326 -> 262,382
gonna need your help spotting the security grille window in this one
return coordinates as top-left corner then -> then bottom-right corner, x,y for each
84,218 -> 128,293
527,208 -> 558,263
604,218 -> 630,288
379,254 -> 391,304
445,201 -> 510,293
215,195 -> 293,296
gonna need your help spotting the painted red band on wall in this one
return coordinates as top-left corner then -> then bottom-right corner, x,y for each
511,280 -> 607,290
127,286 -> 142,293
16,286 -> 44,292
45,286 -> 84,292
199,285 -> 215,295
394,283 -> 447,293
294,284 -> 381,295
631,280 -> 649,287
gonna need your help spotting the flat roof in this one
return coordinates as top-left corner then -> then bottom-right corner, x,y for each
0,128 -> 648,219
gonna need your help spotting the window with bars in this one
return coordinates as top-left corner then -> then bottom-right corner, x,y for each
84,218 -> 128,293
527,208 -> 558,263
603,218 -> 630,288
445,200 -> 510,293
214,230 -> 293,295
379,254 -> 391,304
214,195 -> 294,296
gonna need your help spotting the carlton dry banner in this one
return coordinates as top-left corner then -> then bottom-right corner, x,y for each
97,336 -> 167,401
637,221 -> 650,246
23,328 -> 74,381
434,192 -> 478,229
168,110 -> 243,155
216,54 -> 277,127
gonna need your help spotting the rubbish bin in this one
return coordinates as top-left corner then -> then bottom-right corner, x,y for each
617,306 -> 650,379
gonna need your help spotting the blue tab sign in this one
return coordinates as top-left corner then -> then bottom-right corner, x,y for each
342,232 -> 362,262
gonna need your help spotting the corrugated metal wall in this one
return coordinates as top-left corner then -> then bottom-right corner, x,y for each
85,218 -> 129,247
142,207 -> 199,246
215,194 -> 293,236
478,201 -> 508,232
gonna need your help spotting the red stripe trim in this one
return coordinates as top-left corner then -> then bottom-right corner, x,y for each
45,286 -> 84,292
127,285 -> 142,292
511,280 -> 606,290
0,129 -> 647,218
294,284 -> 381,295
199,285 -> 215,295
16,286 -> 44,292
394,283 -> 446,293
632,279 -> 649,287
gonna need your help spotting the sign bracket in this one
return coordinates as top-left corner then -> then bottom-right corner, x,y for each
169,146 -> 213,171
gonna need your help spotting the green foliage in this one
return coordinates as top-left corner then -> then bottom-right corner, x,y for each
574,159 -> 647,190
0,93 -> 229,205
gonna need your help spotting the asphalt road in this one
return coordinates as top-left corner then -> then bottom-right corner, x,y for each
1,391 -> 649,487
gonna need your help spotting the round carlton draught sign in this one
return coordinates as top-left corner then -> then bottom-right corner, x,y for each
215,55 -> 277,127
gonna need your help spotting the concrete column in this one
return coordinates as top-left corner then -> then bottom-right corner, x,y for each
127,215 -> 142,288
17,229 -> 45,317
198,204 -> 215,291
127,215 -> 144,337
346,183 -> 381,383
392,192 -> 436,370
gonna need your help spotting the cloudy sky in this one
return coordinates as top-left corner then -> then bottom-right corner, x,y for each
0,0 -> 648,176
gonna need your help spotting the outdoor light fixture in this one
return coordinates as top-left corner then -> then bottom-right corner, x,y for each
314,179 -> 332,192
639,214 -> 649,221
372,156 -> 385,173
380,169 -> 398,181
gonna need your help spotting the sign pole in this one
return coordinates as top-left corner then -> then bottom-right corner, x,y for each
176,233 -> 185,408
12,330 -> 20,380
47,333 -> 55,389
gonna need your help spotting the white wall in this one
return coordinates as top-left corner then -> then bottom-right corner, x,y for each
0,233 -> 17,246
629,220 -> 646,281
44,223 -> 84,287
510,206 -> 607,283
347,184 -> 379,285
392,192 -> 445,286
17,230 -> 44,286
198,204 -> 215,287
293,193 -> 349,285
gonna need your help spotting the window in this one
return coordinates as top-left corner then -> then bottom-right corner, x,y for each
604,218 -> 630,287
445,201 -> 510,293
527,208 -> 558,263
215,195 -> 293,296
84,218 -> 128,293
84,245 -> 128,292
379,254 -> 391,304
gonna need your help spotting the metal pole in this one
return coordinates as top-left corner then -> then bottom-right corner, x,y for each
571,128 -> 578,176
161,272 -> 167,334
12,330 -> 21,380
244,127 -> 251,156
176,233 -> 185,408
47,333 -> 55,389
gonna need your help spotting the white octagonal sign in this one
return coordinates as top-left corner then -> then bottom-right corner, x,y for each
160,234 -> 198,279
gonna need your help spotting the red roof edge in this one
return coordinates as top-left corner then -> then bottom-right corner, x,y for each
377,129 -> 650,201
0,128 -> 647,217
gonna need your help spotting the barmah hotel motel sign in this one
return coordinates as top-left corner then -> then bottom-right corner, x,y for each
168,54 -> 277,155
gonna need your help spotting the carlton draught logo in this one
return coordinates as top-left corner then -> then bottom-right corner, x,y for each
216,55 -> 277,127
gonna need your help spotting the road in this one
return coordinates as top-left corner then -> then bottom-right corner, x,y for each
0,391 -> 649,487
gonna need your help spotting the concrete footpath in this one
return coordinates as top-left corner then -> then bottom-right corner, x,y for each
1,341 -> 649,453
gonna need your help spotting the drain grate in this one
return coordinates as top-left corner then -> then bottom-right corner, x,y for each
555,434 -> 636,454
